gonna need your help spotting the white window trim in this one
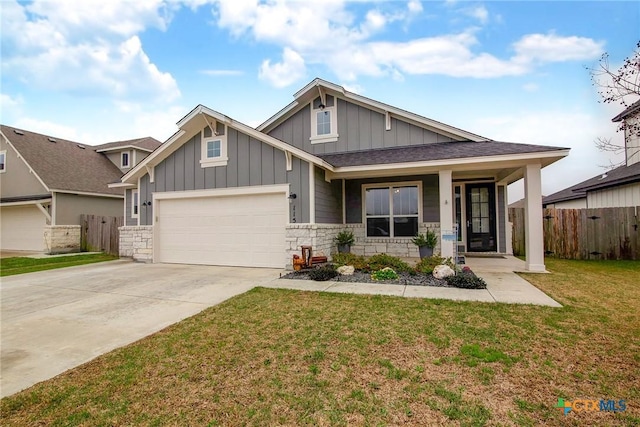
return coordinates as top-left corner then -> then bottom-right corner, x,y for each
0,150 -> 6,173
310,104 -> 338,144
131,189 -> 139,219
200,126 -> 228,168
121,151 -> 131,169
362,181 -> 422,238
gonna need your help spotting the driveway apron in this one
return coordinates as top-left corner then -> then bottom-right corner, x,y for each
0,260 -> 281,398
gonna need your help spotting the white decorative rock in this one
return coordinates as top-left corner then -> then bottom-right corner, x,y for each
433,265 -> 455,279
337,265 -> 355,276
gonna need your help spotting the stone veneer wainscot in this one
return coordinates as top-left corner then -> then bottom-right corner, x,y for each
44,225 -> 81,254
119,226 -> 153,262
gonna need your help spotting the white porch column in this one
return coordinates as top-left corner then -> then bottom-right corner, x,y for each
438,169 -> 454,258
524,163 -> 545,272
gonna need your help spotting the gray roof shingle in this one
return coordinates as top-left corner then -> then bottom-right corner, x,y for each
572,161 -> 640,191
93,136 -> 161,152
1,125 -> 125,196
317,140 -> 567,167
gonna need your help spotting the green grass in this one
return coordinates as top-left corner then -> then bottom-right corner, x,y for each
1,258 -> 639,426
0,253 -> 118,276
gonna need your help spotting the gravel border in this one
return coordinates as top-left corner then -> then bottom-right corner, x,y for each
280,270 -> 454,287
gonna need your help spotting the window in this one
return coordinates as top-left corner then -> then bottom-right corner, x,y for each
131,189 -> 139,218
200,122 -> 228,167
207,140 -> 221,158
310,95 -> 338,144
121,151 -> 130,168
364,183 -> 420,237
0,150 -> 5,173
455,186 -> 462,241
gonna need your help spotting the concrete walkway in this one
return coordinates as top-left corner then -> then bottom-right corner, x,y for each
264,256 -> 561,307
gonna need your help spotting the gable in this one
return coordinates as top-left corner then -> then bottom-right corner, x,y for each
268,96 -> 456,156
0,136 -> 48,198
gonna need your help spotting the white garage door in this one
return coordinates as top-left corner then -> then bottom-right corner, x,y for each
0,205 -> 47,251
155,190 -> 287,268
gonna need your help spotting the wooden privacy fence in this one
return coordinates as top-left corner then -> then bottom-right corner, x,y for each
81,215 -> 123,256
509,207 -> 640,260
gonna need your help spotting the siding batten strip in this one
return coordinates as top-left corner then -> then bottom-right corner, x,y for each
309,162 -> 315,223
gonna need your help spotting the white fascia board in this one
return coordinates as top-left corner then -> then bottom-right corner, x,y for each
96,145 -> 154,153
51,189 -> 125,199
119,129 -> 186,184
332,150 -> 570,179
153,184 -> 290,201
0,129 -> 51,192
0,198 -> 52,207
108,182 -> 137,189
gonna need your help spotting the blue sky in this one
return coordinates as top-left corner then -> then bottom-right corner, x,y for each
1,0 -> 639,201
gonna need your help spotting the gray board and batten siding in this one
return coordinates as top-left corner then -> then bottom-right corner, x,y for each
268,96 -> 456,155
133,126 -> 310,225
314,166 -> 343,224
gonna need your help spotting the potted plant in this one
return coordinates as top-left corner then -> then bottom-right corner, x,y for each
334,230 -> 355,253
412,229 -> 438,259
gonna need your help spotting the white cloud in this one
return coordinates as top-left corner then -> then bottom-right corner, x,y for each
514,33 -> 605,63
1,93 -> 23,110
14,118 -> 82,142
1,0 -> 180,102
407,0 -> 423,14
209,1 -> 604,84
259,48 -> 306,88
465,6 -> 489,24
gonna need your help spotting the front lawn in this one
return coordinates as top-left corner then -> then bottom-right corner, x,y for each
0,253 -> 118,276
1,258 -> 639,426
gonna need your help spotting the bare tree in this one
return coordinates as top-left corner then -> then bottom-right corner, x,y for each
588,41 -> 640,167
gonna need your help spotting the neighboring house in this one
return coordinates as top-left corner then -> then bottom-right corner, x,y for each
543,100 -> 640,209
0,125 -> 161,253
112,79 -> 568,272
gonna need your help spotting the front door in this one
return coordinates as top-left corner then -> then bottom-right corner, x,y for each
465,184 -> 497,252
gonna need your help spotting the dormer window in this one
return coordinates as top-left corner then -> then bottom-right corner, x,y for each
200,121 -> 228,167
121,151 -> 131,168
310,95 -> 338,144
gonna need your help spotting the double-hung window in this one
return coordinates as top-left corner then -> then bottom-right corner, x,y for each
121,151 -> 130,168
0,150 -> 6,173
365,184 -> 420,237
310,95 -> 338,144
131,189 -> 139,219
200,122 -> 228,167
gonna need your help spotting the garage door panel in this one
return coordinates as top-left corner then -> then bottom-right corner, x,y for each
1,206 -> 47,251
156,192 -> 286,268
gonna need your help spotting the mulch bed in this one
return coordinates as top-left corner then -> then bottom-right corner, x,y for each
281,269 -> 454,287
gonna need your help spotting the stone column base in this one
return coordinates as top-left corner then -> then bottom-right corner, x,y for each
119,226 -> 153,262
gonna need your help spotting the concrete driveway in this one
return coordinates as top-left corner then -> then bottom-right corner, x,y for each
1,260 -> 281,398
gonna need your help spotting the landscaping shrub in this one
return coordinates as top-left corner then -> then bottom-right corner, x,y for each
308,265 -> 338,281
415,256 -> 454,274
371,268 -> 399,281
331,253 -> 368,270
367,253 -> 412,273
445,272 -> 487,289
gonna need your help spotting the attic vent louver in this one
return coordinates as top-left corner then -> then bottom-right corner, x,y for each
77,144 -> 85,149
13,129 -> 24,135
48,137 -> 57,143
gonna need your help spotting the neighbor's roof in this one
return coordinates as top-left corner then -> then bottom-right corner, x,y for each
612,99 -> 640,122
317,141 -> 568,167
94,136 -> 161,153
543,183 -> 587,205
0,125 -> 124,196
572,161 -> 640,192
